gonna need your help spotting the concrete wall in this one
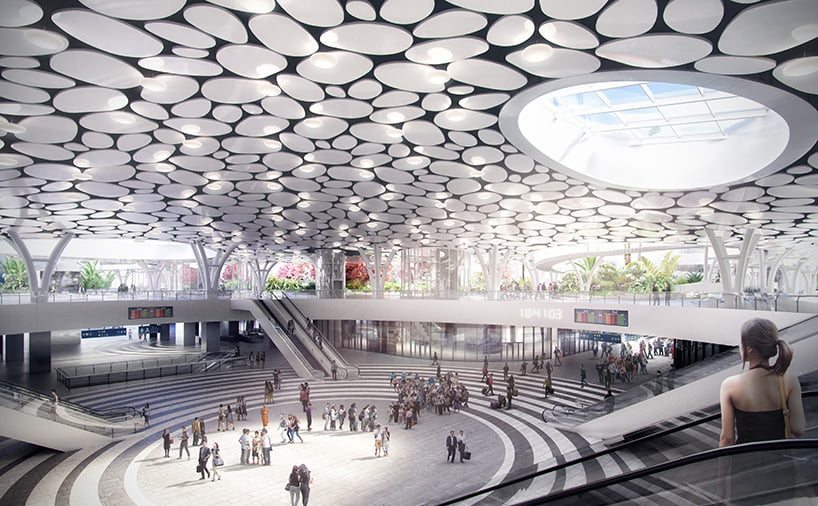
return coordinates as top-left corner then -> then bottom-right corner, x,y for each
0,299 -> 248,336
0,297 -> 810,348
292,298 -> 810,347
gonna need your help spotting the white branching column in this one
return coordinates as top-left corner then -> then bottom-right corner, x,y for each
705,227 -> 760,305
136,260 -> 170,293
474,244 -> 512,300
4,231 -> 73,303
358,245 -> 398,299
250,256 -> 275,297
315,249 -> 346,299
191,241 -> 237,299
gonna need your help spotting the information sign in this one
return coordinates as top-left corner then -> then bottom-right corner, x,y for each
574,308 -> 628,327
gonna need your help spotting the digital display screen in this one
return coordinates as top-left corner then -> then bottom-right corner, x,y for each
81,327 -> 127,338
577,330 -> 622,343
128,306 -> 174,320
574,308 -> 628,327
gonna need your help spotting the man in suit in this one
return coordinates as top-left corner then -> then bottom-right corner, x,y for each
197,440 -> 211,480
446,430 -> 457,463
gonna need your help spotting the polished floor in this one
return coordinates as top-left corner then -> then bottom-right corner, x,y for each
0,333 -> 673,505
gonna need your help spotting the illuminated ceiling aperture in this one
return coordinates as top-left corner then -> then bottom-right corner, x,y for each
0,0 -> 816,256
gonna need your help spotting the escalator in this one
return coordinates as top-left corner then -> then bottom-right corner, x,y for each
231,299 -> 321,379
0,380 -> 142,451
264,292 -> 359,379
440,391 -> 818,505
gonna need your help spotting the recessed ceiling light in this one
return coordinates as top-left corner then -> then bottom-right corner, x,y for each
447,110 -> 466,121
156,163 -> 175,172
258,82 -> 279,96
74,157 -> 90,168
182,124 -> 201,135
23,29 -> 65,51
470,156 -> 486,165
427,70 -> 450,84
310,52 -> 338,69
304,118 -> 323,128
183,139 -> 202,149
791,24 -> 818,43
522,43 -> 553,63
427,47 -> 453,61
112,112 -> 136,125
142,78 -> 167,92
386,111 -> 405,122
781,57 -> 818,78
107,96 -> 128,109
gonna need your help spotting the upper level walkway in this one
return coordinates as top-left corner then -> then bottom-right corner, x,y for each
1,288 -> 816,314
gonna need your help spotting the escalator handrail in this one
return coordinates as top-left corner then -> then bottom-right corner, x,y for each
255,299 -> 323,375
274,292 -> 351,377
279,291 -> 352,368
442,389 -> 818,506
515,438 -> 818,505
0,379 -> 141,421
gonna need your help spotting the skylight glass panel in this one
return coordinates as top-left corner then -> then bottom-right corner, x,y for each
551,91 -> 606,111
599,84 -> 648,106
581,112 -> 622,126
660,101 -> 711,119
708,96 -> 767,115
633,125 -> 676,139
644,82 -> 700,100
674,122 -> 722,136
617,107 -> 663,124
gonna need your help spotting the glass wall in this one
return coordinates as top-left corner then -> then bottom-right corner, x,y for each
325,319 -> 553,362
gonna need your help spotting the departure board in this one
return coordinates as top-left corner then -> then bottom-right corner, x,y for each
574,308 -> 628,327
128,306 -> 174,319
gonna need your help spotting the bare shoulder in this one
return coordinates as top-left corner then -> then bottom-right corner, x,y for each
720,374 -> 742,393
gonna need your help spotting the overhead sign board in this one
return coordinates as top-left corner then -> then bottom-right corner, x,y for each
574,308 -> 628,327
81,327 -> 127,338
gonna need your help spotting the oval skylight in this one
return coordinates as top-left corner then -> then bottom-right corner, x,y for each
501,71 -> 818,191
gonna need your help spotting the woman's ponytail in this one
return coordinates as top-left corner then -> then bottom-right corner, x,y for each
772,339 -> 793,375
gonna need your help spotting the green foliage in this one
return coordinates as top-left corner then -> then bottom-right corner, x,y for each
0,257 -> 28,292
685,272 -> 703,284
265,276 -> 303,291
469,271 -> 486,292
573,256 -> 602,291
78,260 -> 115,291
383,280 -> 401,292
596,263 -> 637,291
558,271 -> 580,291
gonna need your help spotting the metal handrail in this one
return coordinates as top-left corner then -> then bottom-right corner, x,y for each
56,356 -> 249,388
0,379 -> 144,437
2,288 -> 816,313
277,291 -> 354,377
445,390 -> 818,505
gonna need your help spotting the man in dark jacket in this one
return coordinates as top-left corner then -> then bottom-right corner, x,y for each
446,430 -> 457,463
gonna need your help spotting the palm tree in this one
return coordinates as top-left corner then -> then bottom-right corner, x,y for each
79,260 -> 115,292
573,256 -> 602,292
0,257 -> 28,291
597,264 -> 636,292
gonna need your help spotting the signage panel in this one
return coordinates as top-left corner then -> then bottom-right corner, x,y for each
574,308 -> 628,327
128,306 -> 174,320
81,327 -> 127,338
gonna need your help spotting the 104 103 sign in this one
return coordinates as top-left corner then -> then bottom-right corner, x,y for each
519,307 -> 562,319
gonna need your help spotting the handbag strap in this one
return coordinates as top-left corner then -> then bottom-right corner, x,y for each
777,374 -> 791,439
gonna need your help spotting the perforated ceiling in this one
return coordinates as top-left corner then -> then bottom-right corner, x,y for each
0,0 -> 816,258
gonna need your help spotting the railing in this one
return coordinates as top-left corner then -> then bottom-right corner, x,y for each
274,291 -> 356,380
442,390 -> 818,505
284,289 -> 818,313
56,355 -> 248,388
0,379 -> 144,437
2,288 -> 816,313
